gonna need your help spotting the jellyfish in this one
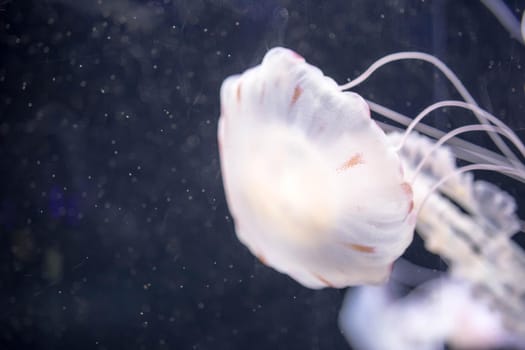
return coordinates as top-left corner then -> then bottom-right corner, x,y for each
218,47 -> 415,288
218,47 -> 525,336
339,273 -> 525,350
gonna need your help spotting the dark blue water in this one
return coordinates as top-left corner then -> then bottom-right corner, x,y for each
1,1 -> 524,349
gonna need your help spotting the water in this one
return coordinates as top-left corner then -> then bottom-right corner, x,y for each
1,1 -> 524,349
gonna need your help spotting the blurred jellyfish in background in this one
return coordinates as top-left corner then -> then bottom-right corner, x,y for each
339,275 -> 525,350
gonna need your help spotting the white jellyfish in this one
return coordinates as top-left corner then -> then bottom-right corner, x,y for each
218,47 -> 525,337
339,273 -> 525,350
218,48 -> 415,288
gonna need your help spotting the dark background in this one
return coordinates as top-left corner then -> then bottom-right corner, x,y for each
1,0 -> 525,349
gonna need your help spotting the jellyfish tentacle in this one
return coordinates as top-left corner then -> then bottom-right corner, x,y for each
413,165 -> 525,337
473,180 -> 521,236
480,0 -> 525,45
339,51 -> 520,164
370,100 -> 525,187
417,163 -> 525,219
522,10 -> 525,42
391,130 -> 525,230
411,124 -> 520,185
394,100 -> 525,161
395,129 -> 525,337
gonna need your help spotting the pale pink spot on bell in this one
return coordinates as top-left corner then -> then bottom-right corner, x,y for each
337,153 -> 364,172
400,182 -> 413,196
313,272 -> 335,288
400,182 -> 414,214
256,252 -> 268,265
342,242 -> 376,253
290,51 -> 304,61
290,85 -> 302,107
236,82 -> 242,103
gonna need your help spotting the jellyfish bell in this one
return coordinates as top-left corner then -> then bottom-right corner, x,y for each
218,47 -> 415,288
